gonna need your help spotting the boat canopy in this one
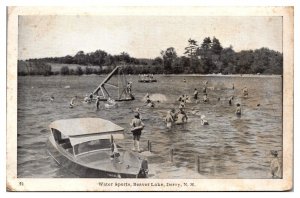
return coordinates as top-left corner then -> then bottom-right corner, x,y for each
49,118 -> 124,145
69,132 -> 124,145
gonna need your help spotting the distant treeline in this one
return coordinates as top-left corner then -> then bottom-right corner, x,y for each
18,37 -> 283,76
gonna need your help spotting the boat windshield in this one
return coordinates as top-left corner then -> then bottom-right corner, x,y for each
74,139 -> 112,155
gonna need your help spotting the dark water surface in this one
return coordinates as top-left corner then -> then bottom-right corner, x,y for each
17,75 -> 282,178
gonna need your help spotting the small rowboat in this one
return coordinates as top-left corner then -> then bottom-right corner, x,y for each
47,118 -> 148,178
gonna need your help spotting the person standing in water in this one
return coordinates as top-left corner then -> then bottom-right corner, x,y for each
95,96 -> 101,110
203,86 -> 207,94
193,88 -> 198,100
270,150 -> 281,178
229,96 -> 233,106
130,112 -> 145,152
165,110 -> 174,128
203,93 -> 208,103
243,87 -> 248,97
127,82 -> 132,94
175,107 -> 188,124
235,103 -> 241,116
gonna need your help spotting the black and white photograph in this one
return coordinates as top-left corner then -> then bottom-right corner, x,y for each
6,6 -> 294,191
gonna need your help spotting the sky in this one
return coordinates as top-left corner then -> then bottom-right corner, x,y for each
18,15 -> 282,60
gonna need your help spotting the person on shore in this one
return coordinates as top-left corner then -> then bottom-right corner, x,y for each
95,96 -> 101,110
69,96 -> 77,108
270,150 -> 281,178
175,107 -> 188,124
165,110 -> 174,128
130,112 -> 145,152
203,93 -> 208,103
236,103 -> 241,116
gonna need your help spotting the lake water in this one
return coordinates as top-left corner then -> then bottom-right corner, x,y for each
17,75 -> 282,178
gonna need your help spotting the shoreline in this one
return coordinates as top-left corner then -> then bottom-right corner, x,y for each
18,74 -> 282,78
162,74 -> 282,78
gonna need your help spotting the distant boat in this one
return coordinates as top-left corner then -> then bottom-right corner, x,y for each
47,118 -> 148,178
138,74 -> 157,83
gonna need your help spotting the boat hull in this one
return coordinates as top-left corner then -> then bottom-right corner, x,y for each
46,139 -> 139,178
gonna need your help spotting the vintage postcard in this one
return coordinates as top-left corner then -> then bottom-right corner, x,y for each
6,6 -> 293,191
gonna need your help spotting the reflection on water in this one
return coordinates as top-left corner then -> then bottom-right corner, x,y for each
17,75 -> 282,178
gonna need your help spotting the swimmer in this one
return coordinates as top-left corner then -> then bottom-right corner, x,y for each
183,79 -> 186,83
50,96 -> 54,102
232,83 -> 235,90
177,94 -> 184,102
145,97 -> 154,108
179,100 -> 185,108
69,96 -> 77,108
170,108 -> 176,120
243,87 -> 248,97
203,93 -> 208,103
200,115 -> 209,125
175,108 -> 188,124
235,103 -> 241,116
145,93 -> 150,100
89,93 -> 94,101
165,110 -> 174,128
84,94 -> 90,103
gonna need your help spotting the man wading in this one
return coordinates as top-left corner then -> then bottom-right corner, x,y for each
130,112 -> 145,152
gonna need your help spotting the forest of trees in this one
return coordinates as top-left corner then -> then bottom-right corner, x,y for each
18,37 -> 283,76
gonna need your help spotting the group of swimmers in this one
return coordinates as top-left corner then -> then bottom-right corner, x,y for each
69,93 -> 118,110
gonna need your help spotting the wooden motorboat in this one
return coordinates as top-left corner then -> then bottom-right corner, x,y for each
47,118 -> 148,178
